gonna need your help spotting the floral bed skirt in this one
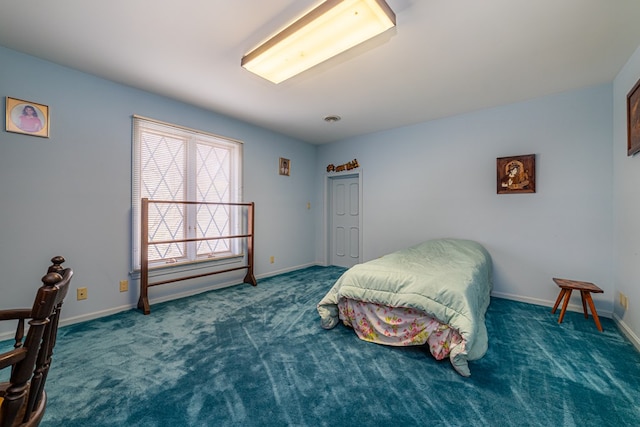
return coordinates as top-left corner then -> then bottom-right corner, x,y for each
338,298 -> 463,361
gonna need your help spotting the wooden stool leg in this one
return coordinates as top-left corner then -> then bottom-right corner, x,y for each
584,292 -> 603,332
558,289 -> 572,324
552,289 -> 567,314
580,291 -> 589,319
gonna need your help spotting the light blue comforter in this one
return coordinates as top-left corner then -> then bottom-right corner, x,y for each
317,238 -> 493,376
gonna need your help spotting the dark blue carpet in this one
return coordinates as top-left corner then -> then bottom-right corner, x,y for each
5,266 -> 639,426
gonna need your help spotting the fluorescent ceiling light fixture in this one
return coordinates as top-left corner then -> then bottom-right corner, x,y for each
241,0 -> 396,84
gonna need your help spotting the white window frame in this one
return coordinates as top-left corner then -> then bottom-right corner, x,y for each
131,115 -> 243,272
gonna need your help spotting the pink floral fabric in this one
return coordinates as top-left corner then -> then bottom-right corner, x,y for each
338,298 -> 463,361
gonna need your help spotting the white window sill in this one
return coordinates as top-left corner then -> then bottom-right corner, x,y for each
129,253 -> 245,280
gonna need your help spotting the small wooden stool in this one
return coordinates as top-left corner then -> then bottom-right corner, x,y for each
551,278 -> 603,332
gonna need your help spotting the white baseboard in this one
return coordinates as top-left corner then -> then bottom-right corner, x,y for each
62,262 -> 318,326
613,313 -> 640,352
50,291 -> 638,355
6,267 -> 634,349
490,290 -> 614,318
0,262 -> 320,342
255,262 -> 317,279
490,291 -> 640,351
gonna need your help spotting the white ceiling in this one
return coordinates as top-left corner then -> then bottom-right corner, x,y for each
1,0 -> 640,144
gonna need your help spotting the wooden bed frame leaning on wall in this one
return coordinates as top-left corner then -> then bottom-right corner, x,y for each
137,198 -> 257,315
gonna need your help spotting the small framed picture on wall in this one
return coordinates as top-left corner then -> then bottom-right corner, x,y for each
5,97 -> 50,138
279,157 -> 290,176
496,154 -> 535,194
627,77 -> 640,156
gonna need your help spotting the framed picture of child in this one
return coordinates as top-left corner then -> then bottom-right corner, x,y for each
279,157 -> 290,176
5,97 -> 50,138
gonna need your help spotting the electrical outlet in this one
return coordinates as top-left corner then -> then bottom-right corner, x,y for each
619,292 -> 629,310
77,287 -> 88,300
270,256 -> 275,264
307,202 -> 311,210
119,280 -> 129,292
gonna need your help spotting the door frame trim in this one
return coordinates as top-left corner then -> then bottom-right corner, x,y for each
323,170 -> 363,266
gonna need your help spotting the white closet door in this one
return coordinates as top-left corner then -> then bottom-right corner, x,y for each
330,175 -> 360,268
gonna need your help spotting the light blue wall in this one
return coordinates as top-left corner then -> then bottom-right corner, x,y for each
613,45 -> 640,346
0,46 -> 317,330
1,44 -> 633,342
316,85 -> 614,314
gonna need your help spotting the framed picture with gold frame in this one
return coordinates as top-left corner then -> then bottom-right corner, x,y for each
627,78 -> 640,156
497,154 -> 535,194
279,157 -> 290,176
5,97 -> 50,138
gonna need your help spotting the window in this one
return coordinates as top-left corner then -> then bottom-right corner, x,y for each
132,116 -> 243,271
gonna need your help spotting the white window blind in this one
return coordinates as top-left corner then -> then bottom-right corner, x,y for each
132,116 -> 243,271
